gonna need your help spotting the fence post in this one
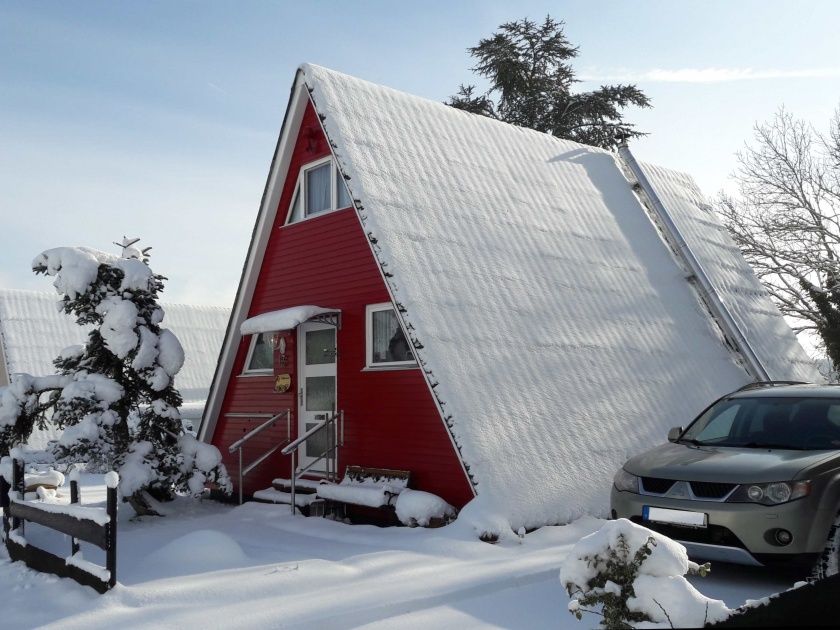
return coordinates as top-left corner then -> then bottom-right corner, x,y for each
70,475 -> 80,557
11,458 -> 24,535
0,473 -> 9,540
106,483 -> 117,588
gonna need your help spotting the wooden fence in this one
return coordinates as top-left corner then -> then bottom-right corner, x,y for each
1,458 -> 117,593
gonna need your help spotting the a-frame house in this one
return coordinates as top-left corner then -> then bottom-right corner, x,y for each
199,64 -> 818,529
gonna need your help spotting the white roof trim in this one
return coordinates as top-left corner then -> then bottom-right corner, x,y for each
240,306 -> 338,335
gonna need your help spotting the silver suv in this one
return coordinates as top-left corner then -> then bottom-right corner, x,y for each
611,382 -> 840,575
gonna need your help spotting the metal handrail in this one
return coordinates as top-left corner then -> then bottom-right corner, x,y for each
284,410 -> 343,514
228,410 -> 291,504
229,413 -> 286,452
281,416 -> 329,455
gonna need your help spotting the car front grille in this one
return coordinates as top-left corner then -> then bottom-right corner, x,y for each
641,477 -> 675,494
640,477 -> 737,500
689,481 -> 737,499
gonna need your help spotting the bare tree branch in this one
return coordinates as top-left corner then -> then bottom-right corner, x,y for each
716,105 -> 840,368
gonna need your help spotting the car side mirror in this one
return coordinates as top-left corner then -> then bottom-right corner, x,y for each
668,426 -> 683,443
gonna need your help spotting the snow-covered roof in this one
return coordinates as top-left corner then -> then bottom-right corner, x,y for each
240,306 -> 337,335
0,289 -> 230,405
204,64 -> 820,530
299,64 -> 820,528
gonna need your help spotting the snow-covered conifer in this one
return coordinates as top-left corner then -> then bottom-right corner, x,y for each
0,239 -> 230,512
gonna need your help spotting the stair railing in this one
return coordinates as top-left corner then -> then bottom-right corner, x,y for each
228,410 -> 291,505
281,410 -> 343,514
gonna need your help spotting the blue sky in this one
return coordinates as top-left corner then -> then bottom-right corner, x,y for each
2,1 -> 839,306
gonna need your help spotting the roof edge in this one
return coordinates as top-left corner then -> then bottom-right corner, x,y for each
198,69 -> 309,442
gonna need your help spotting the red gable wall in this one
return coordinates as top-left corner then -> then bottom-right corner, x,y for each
210,101 -> 473,508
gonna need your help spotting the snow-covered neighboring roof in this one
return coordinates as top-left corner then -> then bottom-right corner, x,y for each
0,289 -> 230,405
298,64 -> 820,529
240,306 -> 337,335
637,163 -> 817,382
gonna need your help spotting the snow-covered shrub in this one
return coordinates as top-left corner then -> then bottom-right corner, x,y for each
1,239 -> 231,510
560,519 -> 729,628
395,489 -> 456,526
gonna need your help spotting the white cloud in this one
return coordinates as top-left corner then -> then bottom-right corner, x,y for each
580,67 -> 840,83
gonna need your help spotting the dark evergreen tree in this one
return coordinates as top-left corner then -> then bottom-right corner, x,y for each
448,16 -> 651,149
802,277 -> 840,371
0,239 -> 231,513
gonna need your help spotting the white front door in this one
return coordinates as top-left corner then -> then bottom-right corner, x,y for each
297,322 -> 337,471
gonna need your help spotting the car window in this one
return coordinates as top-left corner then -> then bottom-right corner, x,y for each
695,404 -> 739,441
683,396 -> 840,450
828,405 -> 840,428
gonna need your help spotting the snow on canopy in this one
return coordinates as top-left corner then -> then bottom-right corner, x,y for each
0,289 -> 230,445
240,305 -> 337,335
300,64 -> 820,530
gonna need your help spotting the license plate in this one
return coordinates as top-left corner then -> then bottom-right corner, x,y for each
643,506 -> 707,528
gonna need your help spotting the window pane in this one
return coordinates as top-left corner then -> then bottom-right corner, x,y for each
306,376 -> 335,411
305,163 -> 331,215
371,309 -> 414,363
336,169 -> 351,208
247,333 -> 273,371
306,328 -> 335,365
305,420 -> 332,458
290,186 -> 301,221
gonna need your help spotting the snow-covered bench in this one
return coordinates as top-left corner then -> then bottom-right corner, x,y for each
316,466 -> 410,510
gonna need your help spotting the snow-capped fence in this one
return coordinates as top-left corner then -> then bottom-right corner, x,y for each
1,459 -> 118,593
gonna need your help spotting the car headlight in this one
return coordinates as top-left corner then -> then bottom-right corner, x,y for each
613,469 -> 640,493
727,480 -> 811,505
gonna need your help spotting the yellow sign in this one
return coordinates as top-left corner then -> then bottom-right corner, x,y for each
274,373 -> 292,393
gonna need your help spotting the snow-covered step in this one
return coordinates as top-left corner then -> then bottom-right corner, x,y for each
271,477 -> 330,494
252,487 -> 319,507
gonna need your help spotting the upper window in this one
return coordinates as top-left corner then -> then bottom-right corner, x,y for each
287,157 -> 352,223
244,333 -> 273,374
365,303 -> 416,369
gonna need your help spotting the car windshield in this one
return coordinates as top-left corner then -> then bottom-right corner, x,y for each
680,396 -> 840,450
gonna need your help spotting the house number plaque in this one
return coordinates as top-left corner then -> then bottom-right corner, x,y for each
274,373 -> 292,393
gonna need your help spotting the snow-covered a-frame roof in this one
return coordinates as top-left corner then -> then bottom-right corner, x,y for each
205,64 -> 819,530
0,289 -> 230,406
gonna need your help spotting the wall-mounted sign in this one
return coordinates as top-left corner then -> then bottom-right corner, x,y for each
274,373 -> 292,393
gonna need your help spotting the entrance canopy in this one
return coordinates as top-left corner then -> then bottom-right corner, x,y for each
240,305 -> 339,335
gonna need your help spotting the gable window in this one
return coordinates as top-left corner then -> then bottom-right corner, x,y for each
243,333 -> 273,374
365,303 -> 416,369
287,157 -> 353,223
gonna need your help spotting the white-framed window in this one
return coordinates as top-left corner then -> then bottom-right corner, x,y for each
243,333 -> 274,374
365,303 -> 416,369
287,157 -> 352,224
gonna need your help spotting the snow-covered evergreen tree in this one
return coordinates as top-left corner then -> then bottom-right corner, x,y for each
0,239 -> 231,511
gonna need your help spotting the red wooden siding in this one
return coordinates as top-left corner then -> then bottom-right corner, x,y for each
210,101 -> 473,508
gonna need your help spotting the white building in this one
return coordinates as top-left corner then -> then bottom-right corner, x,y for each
0,288 -> 229,446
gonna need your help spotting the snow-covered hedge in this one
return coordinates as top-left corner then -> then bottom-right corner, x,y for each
560,519 -> 730,628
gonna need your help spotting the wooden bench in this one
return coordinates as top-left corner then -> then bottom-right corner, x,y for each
316,466 -> 411,522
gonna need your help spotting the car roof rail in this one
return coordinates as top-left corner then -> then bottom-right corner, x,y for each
735,380 -> 810,392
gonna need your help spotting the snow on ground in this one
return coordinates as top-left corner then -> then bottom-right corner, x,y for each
1,476 -> 798,629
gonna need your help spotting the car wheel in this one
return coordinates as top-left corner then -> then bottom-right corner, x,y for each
813,513 -> 840,580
